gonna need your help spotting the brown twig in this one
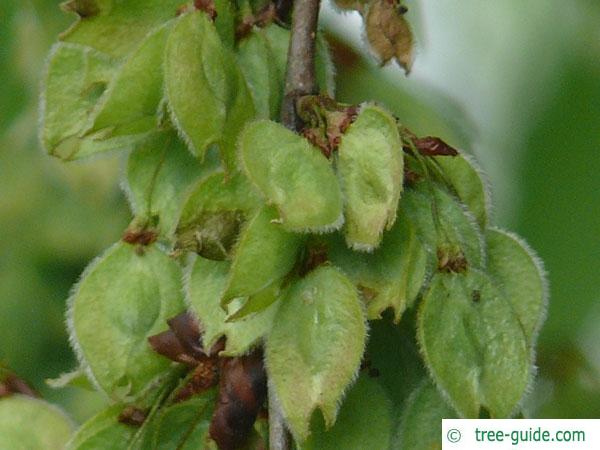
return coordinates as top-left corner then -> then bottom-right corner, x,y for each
274,2 -> 323,447
280,0 -> 322,131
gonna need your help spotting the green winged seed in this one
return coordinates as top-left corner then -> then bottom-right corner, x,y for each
302,375 -> 393,450
265,266 -> 367,441
219,66 -> 256,172
403,183 -> 485,269
0,396 -> 73,450
392,381 -> 457,450
41,43 -> 115,159
86,22 -> 173,139
152,392 -> 216,450
185,256 -> 279,356
486,228 -> 547,345
66,404 -> 135,450
227,283 -> 281,321
417,271 -> 529,418
213,0 -> 235,48
337,104 -> 404,251
329,214 -> 429,322
178,171 -> 262,231
236,29 -> 282,120
175,170 -> 262,258
61,0 -> 183,58
433,153 -> 491,228
165,12 -> 232,158
222,206 -> 304,304
239,120 -> 343,232
125,131 -> 215,237
68,242 -> 185,398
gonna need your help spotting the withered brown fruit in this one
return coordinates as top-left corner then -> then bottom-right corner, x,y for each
365,0 -> 414,73
209,351 -> 267,450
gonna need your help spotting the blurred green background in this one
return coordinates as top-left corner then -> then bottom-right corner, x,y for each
1,0 -> 598,423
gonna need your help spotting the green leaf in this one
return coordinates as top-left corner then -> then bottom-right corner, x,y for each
486,228 -> 547,345
41,43 -> 116,159
265,266 -> 367,441
125,131 -> 215,237
175,171 -> 262,258
68,242 -> 185,398
222,206 -> 304,303
152,392 -> 216,450
392,381 -> 457,450
0,396 -> 73,450
165,11 -> 235,159
185,256 -> 279,356
214,0 -> 235,48
403,183 -> 485,269
86,21 -> 173,139
302,375 -> 393,450
417,271 -> 529,418
227,282 -> 281,321
329,216 -> 429,321
61,0 -> 183,58
337,104 -> 404,251
432,153 -> 490,228
236,28 -> 282,120
219,65 -> 256,172
178,171 -> 262,230
239,120 -> 343,232
67,404 -> 134,450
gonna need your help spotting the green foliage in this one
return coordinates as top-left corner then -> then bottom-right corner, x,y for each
88,22 -> 173,140
236,27 -> 284,120
303,375 -> 394,449
222,206 -> 304,303
24,0 -> 554,448
485,228 -> 547,345
239,120 -> 343,232
68,242 -> 185,398
186,255 -> 279,356
0,395 -> 73,450
328,217 -> 429,321
66,404 -> 136,449
432,153 -> 490,229
164,12 -> 232,159
337,104 -> 404,251
125,131 -> 210,238
417,271 -> 529,418
151,396 -> 214,450
265,266 -> 367,441
393,381 -> 457,450
403,183 -> 485,268
41,43 -> 116,159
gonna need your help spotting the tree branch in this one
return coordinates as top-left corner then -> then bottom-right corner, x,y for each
280,0 -> 322,131
270,2 -> 322,449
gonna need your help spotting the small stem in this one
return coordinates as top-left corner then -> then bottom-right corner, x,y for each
268,387 -> 290,450
281,0 -> 322,131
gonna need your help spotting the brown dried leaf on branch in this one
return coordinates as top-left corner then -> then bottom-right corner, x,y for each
148,313 -> 267,449
364,0 -> 414,73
